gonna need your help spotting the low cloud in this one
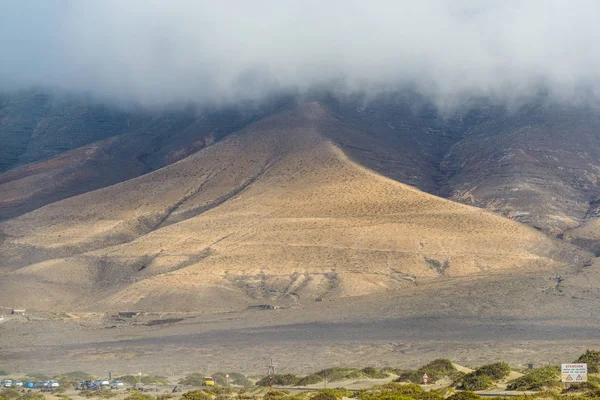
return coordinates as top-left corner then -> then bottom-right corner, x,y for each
2,0 -> 600,108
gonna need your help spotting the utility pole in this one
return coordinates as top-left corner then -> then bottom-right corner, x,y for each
267,357 -> 277,387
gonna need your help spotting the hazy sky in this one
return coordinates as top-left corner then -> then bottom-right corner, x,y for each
1,0 -> 599,107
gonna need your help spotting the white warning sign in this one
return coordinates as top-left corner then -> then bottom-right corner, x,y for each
561,363 -> 587,383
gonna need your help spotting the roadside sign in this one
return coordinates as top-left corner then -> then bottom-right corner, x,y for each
422,373 -> 428,384
561,363 -> 587,383
226,374 -> 230,378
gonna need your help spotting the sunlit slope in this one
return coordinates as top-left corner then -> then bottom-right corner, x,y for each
0,103 -> 579,311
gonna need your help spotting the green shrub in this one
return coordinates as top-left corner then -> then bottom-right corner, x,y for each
212,372 -> 252,388
420,359 -> 456,375
455,374 -> 494,391
361,367 -> 388,379
446,392 -> 480,400
359,383 -> 442,400
394,359 -> 458,384
0,390 -> 20,400
317,368 -> 359,383
83,390 -> 117,399
181,391 -> 209,400
310,392 -> 337,400
124,393 -> 156,400
312,389 -> 352,400
0,371 -> 8,376
255,374 -> 299,387
507,366 -> 560,391
179,374 -> 206,386
263,389 -> 290,400
19,393 -> 45,400
474,362 -> 510,381
296,374 -> 323,386
156,396 -> 173,400
394,370 -> 434,384
118,375 -> 168,386
575,349 -> 600,373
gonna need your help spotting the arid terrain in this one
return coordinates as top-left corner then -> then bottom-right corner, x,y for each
2,91 -> 600,374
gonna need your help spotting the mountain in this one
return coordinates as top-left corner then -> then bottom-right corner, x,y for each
0,91 -> 288,220
0,99 -> 587,311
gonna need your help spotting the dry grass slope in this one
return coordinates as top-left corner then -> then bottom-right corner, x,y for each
0,103 -> 581,311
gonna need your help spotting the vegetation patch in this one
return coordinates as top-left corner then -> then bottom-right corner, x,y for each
25,373 -> 49,381
118,375 -> 169,385
357,383 -> 442,400
124,393 -> 157,400
575,349 -> 600,373
445,392 -> 480,400
212,372 -> 253,388
83,390 -> 117,399
507,366 -> 561,391
17,394 -> 45,400
179,374 -> 208,386
0,371 -> 8,376
0,390 -> 21,400
296,374 -> 323,386
453,362 -> 510,391
454,374 -> 494,391
256,374 -> 300,387
394,359 -> 460,384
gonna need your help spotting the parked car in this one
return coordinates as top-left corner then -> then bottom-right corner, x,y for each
14,381 -> 23,387
3,380 -> 13,388
25,382 -> 35,388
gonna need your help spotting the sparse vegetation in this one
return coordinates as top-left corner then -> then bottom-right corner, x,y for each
474,362 -> 510,381
0,371 -> 8,376
507,366 -> 560,391
445,392 -> 480,400
17,394 -> 44,400
296,374 -> 323,386
394,359 -> 460,384
575,349 -> 600,373
54,371 -> 94,382
26,373 -> 49,381
453,362 -> 510,391
0,390 -> 21,400
357,383 -> 442,400
124,393 -> 156,400
256,374 -> 300,387
454,374 -> 494,391
118,375 -> 168,385
179,374 -> 208,386
82,389 -> 117,399
212,372 -> 253,388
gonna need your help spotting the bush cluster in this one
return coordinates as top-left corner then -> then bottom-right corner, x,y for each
118,375 -> 168,386
453,362 -> 510,391
575,349 -> 600,373
394,359 -> 459,384
507,366 -> 560,391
